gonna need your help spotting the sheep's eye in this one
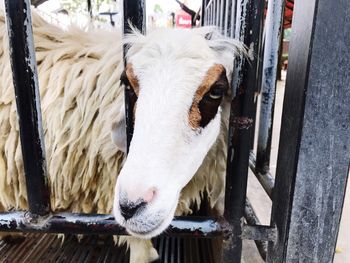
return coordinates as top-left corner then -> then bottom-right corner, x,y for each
208,85 -> 225,100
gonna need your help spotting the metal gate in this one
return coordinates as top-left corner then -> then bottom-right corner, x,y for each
0,0 -> 349,262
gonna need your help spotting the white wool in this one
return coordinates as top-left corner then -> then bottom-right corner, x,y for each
0,9 -> 244,263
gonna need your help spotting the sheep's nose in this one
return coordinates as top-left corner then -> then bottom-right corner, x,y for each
120,201 -> 146,220
119,188 -> 157,220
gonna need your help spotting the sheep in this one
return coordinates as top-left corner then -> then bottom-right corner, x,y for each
0,9 -> 244,263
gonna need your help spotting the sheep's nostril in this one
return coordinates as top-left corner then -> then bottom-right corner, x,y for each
119,201 -> 146,220
143,187 -> 157,203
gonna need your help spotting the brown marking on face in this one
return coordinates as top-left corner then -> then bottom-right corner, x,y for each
125,63 -> 140,96
189,102 -> 201,129
189,64 -> 228,130
121,63 -> 139,124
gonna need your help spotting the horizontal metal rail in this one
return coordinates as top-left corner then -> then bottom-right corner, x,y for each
241,225 -> 276,242
244,198 -> 274,261
249,151 -> 275,199
0,212 -> 230,238
0,211 -> 275,242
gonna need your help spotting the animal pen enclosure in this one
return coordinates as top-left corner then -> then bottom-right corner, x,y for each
0,0 -> 349,262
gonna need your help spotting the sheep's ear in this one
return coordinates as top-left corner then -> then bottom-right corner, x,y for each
111,117 -> 127,153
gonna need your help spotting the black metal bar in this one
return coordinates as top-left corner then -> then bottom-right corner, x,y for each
214,0 -> 220,26
212,0 -> 215,24
249,151 -> 274,199
0,212 -> 231,238
248,0 -> 266,150
244,198 -> 268,260
201,0 -> 206,26
213,0 -> 216,24
222,0 -> 265,261
219,0 -> 225,30
256,0 -> 285,173
4,0 -> 50,217
122,0 -> 146,152
87,0 -> 93,19
206,2 -> 210,25
268,0 -> 350,261
223,0 -> 231,36
241,225 -> 276,242
230,0 -> 236,38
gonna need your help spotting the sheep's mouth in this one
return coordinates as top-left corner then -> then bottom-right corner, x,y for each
124,198 -> 179,238
127,223 -> 162,235
125,218 -> 166,238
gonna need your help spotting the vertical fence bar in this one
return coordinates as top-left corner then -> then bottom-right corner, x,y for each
206,4 -> 209,25
268,0 -> 350,261
222,0 -> 265,261
206,1 -> 211,25
209,2 -> 212,25
213,1 -> 216,25
212,0 -> 216,24
219,0 -> 225,31
201,0 -> 207,26
224,0 -> 231,36
207,3 -> 210,25
256,0 -> 285,173
230,0 -> 237,38
248,0 -> 266,151
213,0 -> 216,25
4,0 -> 50,217
87,0 -> 93,19
216,0 -> 220,26
122,0 -> 146,152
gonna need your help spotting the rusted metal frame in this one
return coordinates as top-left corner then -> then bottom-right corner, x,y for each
123,0 -> 146,152
4,0 -> 51,218
0,212 -> 232,238
256,0 -> 285,173
268,0 -> 350,261
249,151 -> 274,199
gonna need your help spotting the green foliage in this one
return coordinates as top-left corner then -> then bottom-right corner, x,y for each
153,4 -> 163,14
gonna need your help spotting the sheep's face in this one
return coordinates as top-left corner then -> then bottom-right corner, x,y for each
112,28 -> 243,238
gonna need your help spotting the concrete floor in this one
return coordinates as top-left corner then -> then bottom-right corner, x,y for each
243,74 -> 349,262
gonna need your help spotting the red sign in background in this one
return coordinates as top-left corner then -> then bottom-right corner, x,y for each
175,12 -> 192,28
